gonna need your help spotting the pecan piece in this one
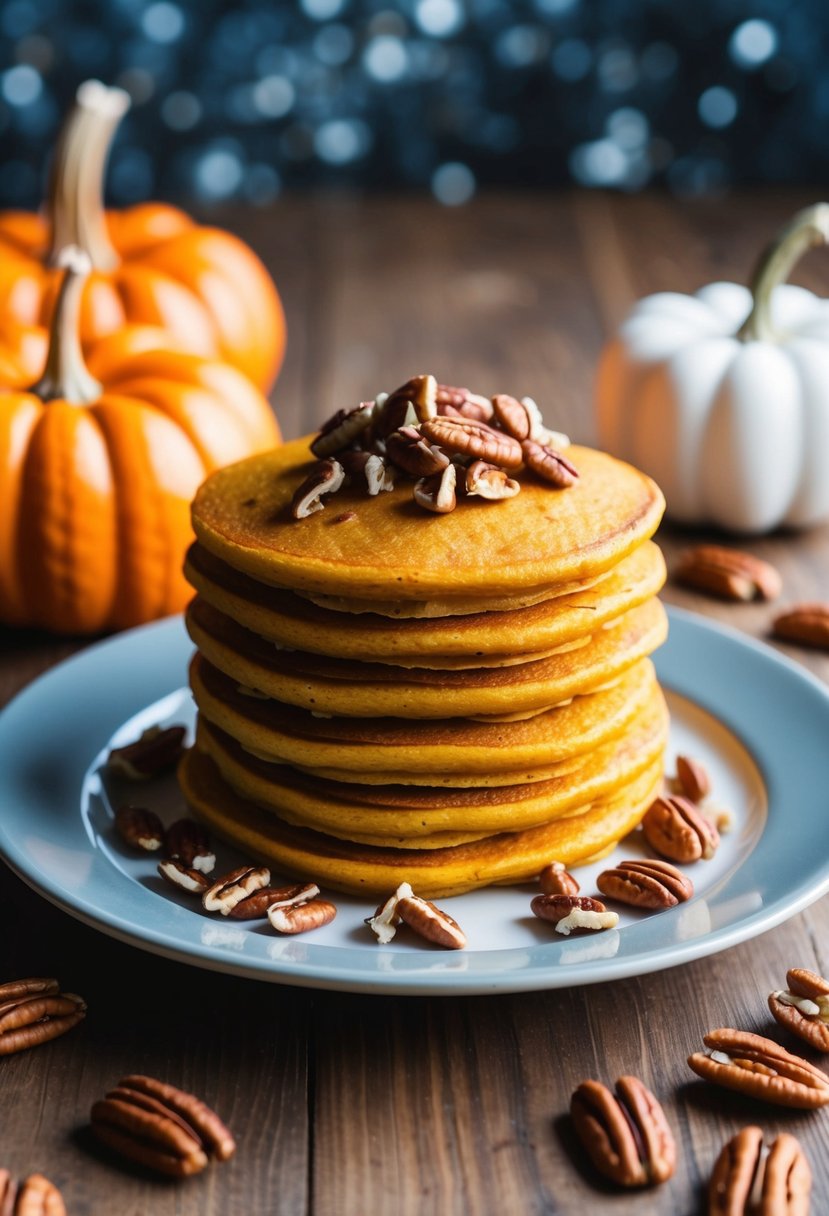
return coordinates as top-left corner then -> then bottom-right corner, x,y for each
491,393 -> 532,440
290,459 -> 345,519
385,374 -> 438,423
107,724 -> 186,780
396,891 -> 466,949
688,1029 -> 829,1108
531,894 -> 618,936
0,984 -> 86,1057
0,1172 -> 67,1216
90,1074 -> 235,1177
641,795 -> 719,863
420,416 -> 524,470
769,968 -> 829,1053
436,384 -> 494,421
538,860 -> 580,897
464,460 -> 520,501
114,805 -> 165,852
597,859 -> 693,908
268,898 -> 337,934
202,865 -> 270,915
310,402 -> 373,458
166,818 -> 215,873
365,883 -> 409,944
158,859 -> 209,895
231,882 -> 320,920
386,427 -> 450,477
772,604 -> 829,650
675,546 -> 782,602
676,753 -> 712,802
708,1126 -> 811,1216
413,463 -> 457,514
521,438 -> 579,487
570,1075 -> 676,1187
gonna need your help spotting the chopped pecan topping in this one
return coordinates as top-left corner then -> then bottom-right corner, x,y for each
290,459 -> 346,520
570,1075 -> 676,1187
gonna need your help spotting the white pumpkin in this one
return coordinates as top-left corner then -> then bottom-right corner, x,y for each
596,204 -> 829,533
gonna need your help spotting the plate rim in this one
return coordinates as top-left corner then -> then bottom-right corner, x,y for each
1,606 -> 828,995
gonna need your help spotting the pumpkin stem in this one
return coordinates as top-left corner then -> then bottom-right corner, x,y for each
45,79 -> 130,272
738,203 -> 829,342
31,246 -> 102,405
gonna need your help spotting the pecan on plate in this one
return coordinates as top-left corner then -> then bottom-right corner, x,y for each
233,882 -> 320,921
520,439 -> 579,487
310,402 -> 373,458
674,546 -> 782,602
114,805 -> 165,853
0,979 -> 86,1057
707,1126 -> 811,1216
597,859 -> 693,909
290,459 -> 345,520
365,884 -> 408,944
166,818 -> 215,873
538,860 -> 580,897
90,1074 -> 235,1177
688,1029 -> 829,1108
413,464 -> 457,514
570,1075 -> 676,1187
641,795 -> 719,864
107,725 -> 186,780
531,894 -> 618,937
772,604 -> 829,650
396,890 -> 466,949
420,416 -> 524,471
268,899 -> 337,935
769,969 -> 829,1053
675,754 -> 712,802
0,1170 -> 67,1216
158,859 -> 209,896
202,865 -> 270,915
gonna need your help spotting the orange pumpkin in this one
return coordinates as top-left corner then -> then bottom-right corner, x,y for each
0,81 -> 285,392
0,248 -> 281,635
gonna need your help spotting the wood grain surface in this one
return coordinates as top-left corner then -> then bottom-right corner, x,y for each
2,192 -> 828,1215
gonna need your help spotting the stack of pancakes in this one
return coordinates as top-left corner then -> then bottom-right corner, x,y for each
180,430 -> 668,899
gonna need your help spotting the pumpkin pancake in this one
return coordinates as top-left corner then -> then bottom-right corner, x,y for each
189,654 -> 659,780
185,596 -> 668,719
184,540 -> 666,665
178,746 -> 664,897
193,686 -> 667,841
191,437 -> 665,602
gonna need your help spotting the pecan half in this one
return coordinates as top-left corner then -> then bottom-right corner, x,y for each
114,805 -> 165,852
688,1029 -> 829,1108
290,459 -> 345,519
521,438 -> 579,486
436,384 -> 494,421
769,968 -> 829,1053
708,1126 -> 811,1216
90,1074 -> 235,1177
464,460 -> 520,501
158,859 -> 209,895
675,546 -> 782,602
675,754 -> 712,802
641,795 -> 719,863
202,865 -> 270,915
420,416 -> 523,470
268,898 -> 337,934
107,724 -> 186,780
531,894 -> 618,936
232,882 -> 320,920
491,393 -> 532,440
0,1172 -> 67,1216
396,891 -> 466,949
413,463 -> 457,514
0,982 -> 86,1056
772,604 -> 829,650
365,883 -> 409,944
386,427 -> 450,477
165,818 -> 215,873
310,402 -> 373,457
597,859 -> 693,908
385,374 -> 438,423
570,1075 -> 676,1187
538,860 -> 580,897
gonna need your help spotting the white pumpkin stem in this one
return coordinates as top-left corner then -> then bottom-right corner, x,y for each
31,246 -> 103,405
739,203 -> 829,342
45,79 -> 131,272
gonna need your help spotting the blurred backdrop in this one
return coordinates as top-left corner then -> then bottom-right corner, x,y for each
0,0 -> 827,208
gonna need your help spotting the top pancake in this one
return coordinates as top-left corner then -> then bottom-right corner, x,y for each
191,437 -> 665,601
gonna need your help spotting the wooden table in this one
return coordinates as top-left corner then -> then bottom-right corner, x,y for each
2,193 -> 829,1214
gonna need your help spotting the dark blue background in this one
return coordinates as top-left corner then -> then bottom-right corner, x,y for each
0,0 -> 827,207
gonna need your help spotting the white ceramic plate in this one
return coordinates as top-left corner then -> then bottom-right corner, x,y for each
0,608 -> 827,995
